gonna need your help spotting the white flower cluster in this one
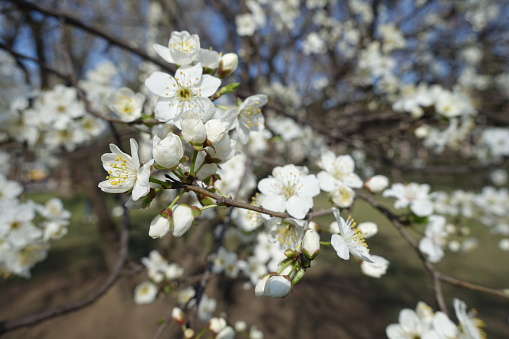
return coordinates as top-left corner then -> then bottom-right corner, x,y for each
172,307 -> 264,339
387,299 -> 485,339
133,250 -> 183,304
432,187 -> 509,252
0,172 -> 70,278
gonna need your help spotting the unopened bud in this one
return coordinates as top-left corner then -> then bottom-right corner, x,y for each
264,275 -> 292,298
284,249 -> 298,258
364,175 -> 389,193
302,229 -> 320,260
184,328 -> 195,338
255,275 -> 269,298
218,53 -> 238,77
172,307 -> 186,325
357,222 -> 378,239
308,221 -> 321,232
208,317 -> 227,334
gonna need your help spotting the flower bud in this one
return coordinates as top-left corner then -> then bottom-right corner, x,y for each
255,274 -> 269,298
364,175 -> 389,193
171,204 -> 195,237
357,222 -> 378,239
152,133 -> 183,168
204,119 -> 228,145
181,110 -> 207,145
234,321 -> 247,332
218,53 -> 238,77
172,307 -> 186,325
264,275 -> 292,298
183,328 -> 195,339
302,229 -> 320,260
148,214 -> 171,239
284,249 -> 298,258
208,317 -> 227,334
216,326 -> 235,339
308,220 -> 320,232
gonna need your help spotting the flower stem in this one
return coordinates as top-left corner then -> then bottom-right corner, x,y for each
169,190 -> 186,209
189,150 -> 198,176
200,204 -> 218,211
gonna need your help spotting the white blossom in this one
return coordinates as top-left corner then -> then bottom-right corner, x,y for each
258,164 -> 320,219
145,63 -> 221,123
98,138 -> 154,201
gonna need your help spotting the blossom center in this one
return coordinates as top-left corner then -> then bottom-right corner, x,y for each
240,106 -> 262,128
10,221 -> 20,230
276,222 -> 300,249
274,172 -> 302,199
345,217 -> 369,249
177,86 -> 192,101
170,40 -> 195,53
106,154 -> 134,186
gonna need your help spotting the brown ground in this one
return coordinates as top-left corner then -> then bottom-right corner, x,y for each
1,261 -> 509,339
0,264 -> 398,339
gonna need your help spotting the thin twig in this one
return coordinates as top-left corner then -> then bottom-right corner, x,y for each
356,191 -> 509,315
8,0 -> 172,72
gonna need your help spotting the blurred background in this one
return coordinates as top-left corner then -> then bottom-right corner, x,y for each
0,0 -> 508,338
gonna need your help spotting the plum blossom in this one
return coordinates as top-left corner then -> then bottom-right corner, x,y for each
386,302 -> 434,338
383,182 -> 434,217
266,217 -> 307,250
258,164 -> 320,219
223,94 -> 268,144
453,298 -> 486,339
236,13 -> 258,36
133,281 -> 158,304
98,138 -> 154,201
0,174 -> 23,201
144,63 -> 221,123
152,133 -> 183,168
360,255 -> 390,278
330,208 -> 373,263
153,31 -> 200,66
419,215 -> 447,263
107,87 -> 145,122
317,152 -> 362,207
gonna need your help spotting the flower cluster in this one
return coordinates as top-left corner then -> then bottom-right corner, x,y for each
387,299 -> 485,339
0,172 -> 71,278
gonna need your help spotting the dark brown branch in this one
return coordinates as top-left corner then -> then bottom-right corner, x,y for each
8,0 -> 172,72
0,41 -> 69,80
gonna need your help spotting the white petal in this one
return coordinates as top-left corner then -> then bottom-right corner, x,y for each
149,215 -> 170,238
286,195 -> 310,219
411,199 -> 433,217
198,75 -> 222,97
153,44 -> 175,63
145,72 -> 177,97
331,234 -> 350,260
317,171 -> 336,192
260,194 -> 286,214
154,99 -> 181,122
